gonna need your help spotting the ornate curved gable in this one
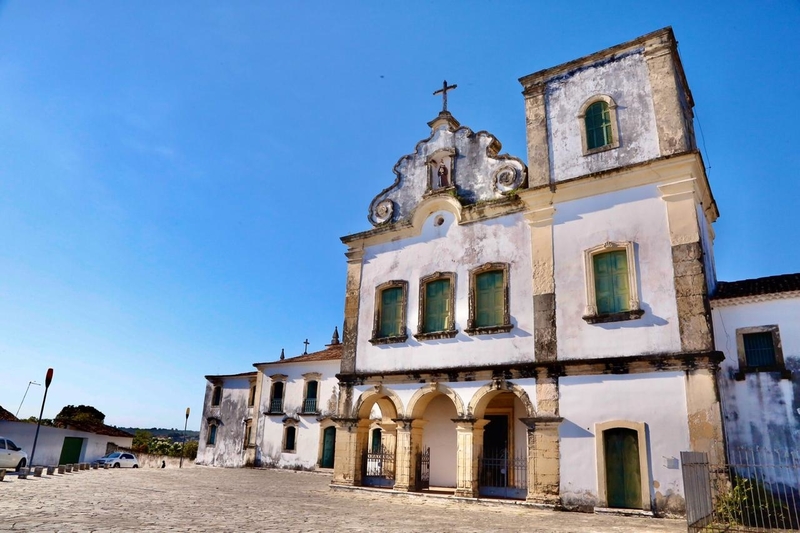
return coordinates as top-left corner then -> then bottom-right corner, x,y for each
368,111 -> 528,227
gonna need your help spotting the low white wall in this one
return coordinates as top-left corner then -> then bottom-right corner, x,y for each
0,421 -> 133,466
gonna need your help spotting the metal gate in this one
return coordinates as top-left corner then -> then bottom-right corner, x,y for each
362,445 -> 395,488
415,447 -> 430,491
478,448 -> 527,499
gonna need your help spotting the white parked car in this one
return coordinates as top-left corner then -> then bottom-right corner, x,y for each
0,436 -> 28,471
94,452 -> 139,468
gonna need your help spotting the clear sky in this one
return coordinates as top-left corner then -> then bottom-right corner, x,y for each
1,1 -> 798,430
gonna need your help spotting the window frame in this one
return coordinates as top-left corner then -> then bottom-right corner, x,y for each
283,422 -> 298,453
247,379 -> 257,408
370,280 -> 409,345
466,262 -> 512,335
301,372 -> 322,415
206,421 -> 218,446
415,271 -> 457,340
210,385 -> 222,407
578,95 -> 620,155
243,419 -> 253,450
266,374 -> 287,415
582,241 -> 643,324
734,325 -> 790,380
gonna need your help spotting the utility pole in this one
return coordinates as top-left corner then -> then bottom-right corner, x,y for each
179,407 -> 190,468
28,368 -> 53,468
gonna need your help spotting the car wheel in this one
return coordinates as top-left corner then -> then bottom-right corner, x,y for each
133,464 -> 138,468
113,463 -> 120,468
16,458 -> 26,472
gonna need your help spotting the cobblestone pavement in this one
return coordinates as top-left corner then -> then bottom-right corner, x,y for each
0,467 -> 685,532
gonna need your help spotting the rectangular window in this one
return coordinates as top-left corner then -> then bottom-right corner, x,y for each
593,250 -> 630,315
743,332 -> 777,368
284,427 -> 296,452
424,279 -> 450,332
248,385 -> 256,407
243,420 -> 252,450
303,381 -> 318,413
270,382 -> 284,413
475,270 -> 504,327
207,424 -> 217,446
211,386 -> 222,406
379,287 -> 403,337
734,325 -> 789,380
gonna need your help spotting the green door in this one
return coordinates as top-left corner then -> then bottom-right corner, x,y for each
604,428 -> 641,509
321,427 -> 336,469
59,437 -> 84,465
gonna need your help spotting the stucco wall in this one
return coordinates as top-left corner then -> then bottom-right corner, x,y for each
553,184 -> 682,359
0,421 -> 133,466
257,360 -> 340,469
712,298 -> 800,454
545,49 -> 660,182
197,376 -> 253,468
421,394 -> 458,487
559,372 -> 690,513
356,210 -> 534,373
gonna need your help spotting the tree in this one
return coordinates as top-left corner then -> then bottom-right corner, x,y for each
54,405 -> 105,425
132,430 -> 153,453
183,440 -> 198,460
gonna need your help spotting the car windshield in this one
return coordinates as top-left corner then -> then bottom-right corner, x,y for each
105,452 -> 121,458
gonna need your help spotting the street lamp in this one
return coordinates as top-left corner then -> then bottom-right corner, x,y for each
15,381 -> 41,418
179,407 -> 190,468
28,368 -> 53,468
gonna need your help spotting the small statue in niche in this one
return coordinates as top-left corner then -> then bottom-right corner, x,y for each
437,162 -> 449,188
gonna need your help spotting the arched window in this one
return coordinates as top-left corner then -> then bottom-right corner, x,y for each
206,423 -> 218,446
585,101 -> 612,150
269,381 -> 284,413
284,426 -> 297,452
578,95 -> 619,154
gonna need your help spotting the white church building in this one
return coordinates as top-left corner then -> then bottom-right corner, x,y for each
198,27 -> 798,517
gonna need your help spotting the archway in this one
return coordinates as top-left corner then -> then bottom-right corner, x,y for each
351,386 -> 405,488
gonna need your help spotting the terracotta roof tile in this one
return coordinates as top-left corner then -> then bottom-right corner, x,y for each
713,273 -> 800,300
204,371 -> 257,381
256,343 -> 342,366
0,405 -> 18,422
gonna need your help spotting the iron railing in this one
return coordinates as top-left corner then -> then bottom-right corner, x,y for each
415,447 -> 430,491
302,398 -> 317,413
682,447 -> 800,532
362,445 -> 395,488
269,398 -> 283,413
478,448 -> 528,499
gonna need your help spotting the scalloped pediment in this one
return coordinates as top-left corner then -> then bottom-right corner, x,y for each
368,112 -> 528,227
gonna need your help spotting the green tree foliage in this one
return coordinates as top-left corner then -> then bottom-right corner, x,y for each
132,430 -> 153,453
182,440 -> 198,460
55,405 -> 105,425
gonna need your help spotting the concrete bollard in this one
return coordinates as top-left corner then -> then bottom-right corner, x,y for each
18,467 -> 29,479
79,463 -> 85,470
58,465 -> 66,474
103,463 -> 109,469
0,469 -> 6,482
91,463 -> 98,469
65,464 -> 73,473
33,466 -> 43,477
47,466 -> 56,475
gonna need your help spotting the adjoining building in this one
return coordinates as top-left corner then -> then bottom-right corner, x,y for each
197,329 -> 342,470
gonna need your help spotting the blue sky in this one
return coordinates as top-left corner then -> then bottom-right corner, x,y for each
1,2 -> 798,429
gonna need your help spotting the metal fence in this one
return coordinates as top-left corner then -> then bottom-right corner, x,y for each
362,445 -> 395,488
682,447 -> 800,532
478,448 -> 528,499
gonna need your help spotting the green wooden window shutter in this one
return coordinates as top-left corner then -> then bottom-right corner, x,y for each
593,251 -> 630,314
743,332 -> 776,367
476,270 -> 504,327
585,101 -> 612,150
379,287 -> 403,337
424,279 -> 450,332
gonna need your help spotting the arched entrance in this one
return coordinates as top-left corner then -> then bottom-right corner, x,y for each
352,387 -> 404,488
470,386 -> 533,500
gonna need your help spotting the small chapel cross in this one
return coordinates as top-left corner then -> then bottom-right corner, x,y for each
433,80 -> 457,113
303,338 -> 310,354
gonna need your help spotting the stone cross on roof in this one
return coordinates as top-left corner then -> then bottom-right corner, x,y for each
433,80 -> 457,113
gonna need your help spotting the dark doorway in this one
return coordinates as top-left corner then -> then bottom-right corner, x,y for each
320,426 -> 336,468
483,415 -> 508,456
59,437 -> 84,465
604,428 -> 642,509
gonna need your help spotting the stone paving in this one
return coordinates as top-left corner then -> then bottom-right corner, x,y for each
0,467 -> 686,532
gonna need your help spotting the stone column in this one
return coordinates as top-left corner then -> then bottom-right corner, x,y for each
525,206 -> 557,362
521,83 -> 551,188
331,418 -> 369,486
393,419 -> 426,492
521,417 -> 563,505
340,248 -> 364,374
644,29 -> 692,156
685,363 -> 726,464
453,418 -> 489,498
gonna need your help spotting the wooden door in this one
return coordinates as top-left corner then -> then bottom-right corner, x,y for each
604,428 -> 641,509
321,427 -> 336,468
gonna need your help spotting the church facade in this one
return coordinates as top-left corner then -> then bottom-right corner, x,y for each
329,26 -> 798,515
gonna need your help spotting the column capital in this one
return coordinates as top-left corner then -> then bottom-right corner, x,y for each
519,416 -> 563,430
451,417 -> 490,431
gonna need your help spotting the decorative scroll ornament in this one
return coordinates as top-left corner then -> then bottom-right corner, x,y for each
373,200 -> 394,224
493,165 -> 521,193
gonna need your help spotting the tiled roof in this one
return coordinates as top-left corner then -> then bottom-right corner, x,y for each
204,371 -> 257,381
0,405 -> 18,422
713,273 -> 800,300
256,343 -> 343,366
